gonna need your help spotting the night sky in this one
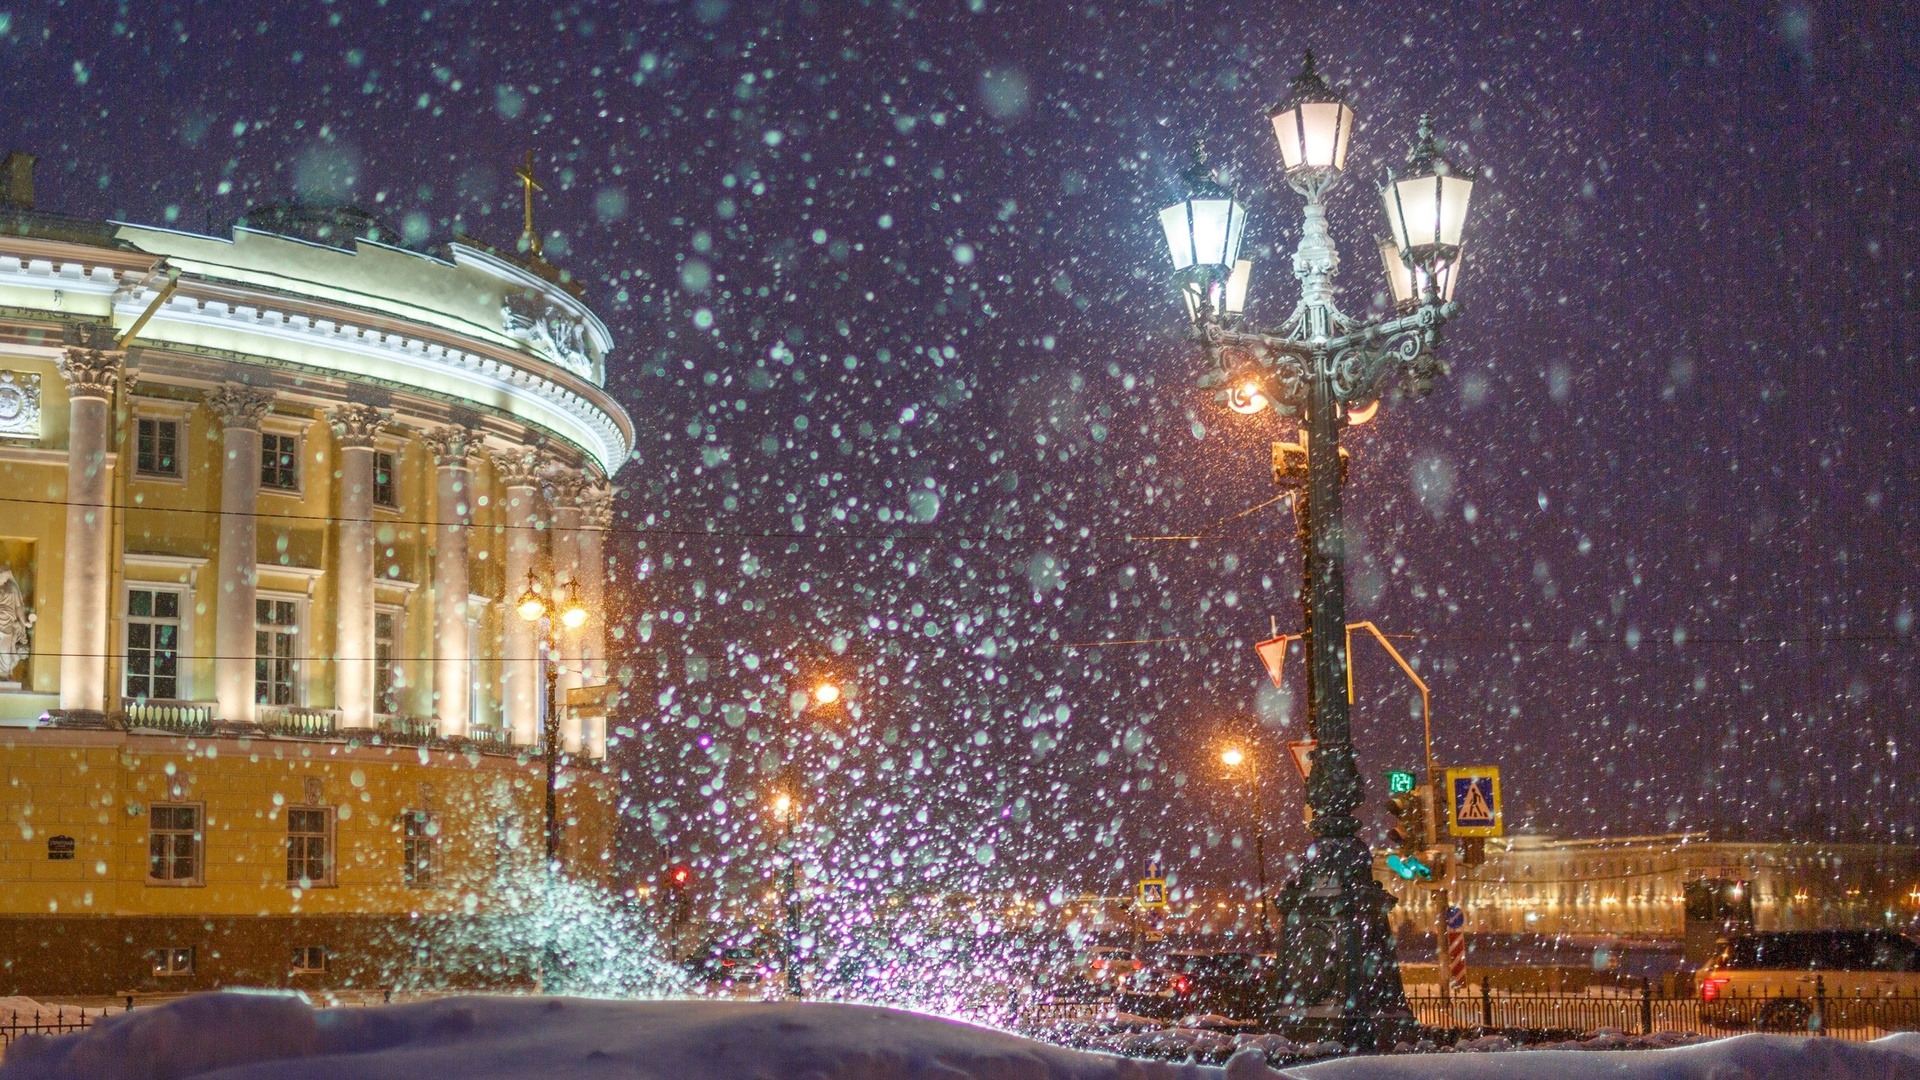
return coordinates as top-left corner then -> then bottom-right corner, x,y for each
4,1 -> 1916,902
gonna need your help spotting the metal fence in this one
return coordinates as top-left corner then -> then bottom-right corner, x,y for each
1405,982 -> 1920,1041
0,1008 -> 108,1050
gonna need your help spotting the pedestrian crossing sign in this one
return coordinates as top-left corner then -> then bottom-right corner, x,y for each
1445,767 -> 1503,837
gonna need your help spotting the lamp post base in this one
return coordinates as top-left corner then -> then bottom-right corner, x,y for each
1268,834 -> 1416,1051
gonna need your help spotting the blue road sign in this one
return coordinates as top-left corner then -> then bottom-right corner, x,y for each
1145,858 -> 1163,881
1445,906 -> 1465,931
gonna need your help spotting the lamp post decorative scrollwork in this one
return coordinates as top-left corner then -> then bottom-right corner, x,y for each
1154,52 -> 1476,1048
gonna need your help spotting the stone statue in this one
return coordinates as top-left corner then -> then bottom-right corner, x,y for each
0,568 -> 30,682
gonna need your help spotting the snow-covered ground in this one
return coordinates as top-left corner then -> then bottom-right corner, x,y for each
2,993 -> 1917,1080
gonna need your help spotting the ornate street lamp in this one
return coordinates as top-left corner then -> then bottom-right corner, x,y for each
1158,144 -> 1249,324
1153,53 -> 1476,1048
516,569 -> 588,865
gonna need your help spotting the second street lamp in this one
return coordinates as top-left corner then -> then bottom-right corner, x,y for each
515,568 -> 588,866
1154,53 -> 1476,1048
1219,745 -> 1274,949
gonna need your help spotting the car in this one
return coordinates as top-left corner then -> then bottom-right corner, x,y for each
686,943 -> 771,986
1069,946 -> 1144,986
1152,950 -> 1271,1018
1698,930 -> 1920,1031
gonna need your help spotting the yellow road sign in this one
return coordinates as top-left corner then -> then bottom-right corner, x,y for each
1445,766 -> 1503,837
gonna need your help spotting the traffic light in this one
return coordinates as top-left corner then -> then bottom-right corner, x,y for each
1385,788 -> 1433,880
666,864 -> 692,891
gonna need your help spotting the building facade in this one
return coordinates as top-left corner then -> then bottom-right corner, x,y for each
0,155 -> 634,994
1383,833 -> 1920,940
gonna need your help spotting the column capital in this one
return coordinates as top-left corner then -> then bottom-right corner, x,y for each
582,480 -> 616,529
494,446 -> 545,488
420,424 -> 481,468
545,467 -> 588,508
205,384 -> 275,430
328,403 -> 391,448
57,324 -> 124,400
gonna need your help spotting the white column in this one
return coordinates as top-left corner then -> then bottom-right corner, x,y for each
329,405 -> 386,729
423,426 -> 476,736
205,384 -> 274,724
547,470 -> 585,753
55,326 -> 122,715
578,480 -> 613,759
495,448 -> 544,746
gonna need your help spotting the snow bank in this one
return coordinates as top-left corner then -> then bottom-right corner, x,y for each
0,992 -> 1214,1080
3,992 -> 1918,1080
1282,1030 -> 1920,1079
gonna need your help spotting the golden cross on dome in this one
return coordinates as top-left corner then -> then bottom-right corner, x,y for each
515,150 -> 543,258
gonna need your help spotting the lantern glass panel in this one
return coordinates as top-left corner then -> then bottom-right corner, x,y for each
1223,259 -> 1253,315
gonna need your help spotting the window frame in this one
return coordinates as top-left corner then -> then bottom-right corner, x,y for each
372,448 -> 399,510
374,604 -> 404,718
291,945 -> 330,974
124,585 -> 187,702
285,804 -> 336,888
134,415 -> 184,479
146,802 -> 204,887
254,592 -> 305,706
402,809 -> 438,888
151,947 -> 195,976
258,419 -> 305,495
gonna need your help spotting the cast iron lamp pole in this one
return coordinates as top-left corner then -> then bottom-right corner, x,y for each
516,569 -> 588,867
1155,52 -> 1475,1048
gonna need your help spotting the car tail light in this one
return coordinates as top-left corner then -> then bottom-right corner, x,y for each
1701,977 -> 1729,1002
1174,975 -> 1192,995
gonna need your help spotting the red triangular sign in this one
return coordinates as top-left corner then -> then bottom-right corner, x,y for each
1254,635 -> 1292,690
1288,740 -> 1317,781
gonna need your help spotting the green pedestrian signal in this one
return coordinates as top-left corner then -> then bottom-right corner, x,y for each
1385,770 -> 1417,795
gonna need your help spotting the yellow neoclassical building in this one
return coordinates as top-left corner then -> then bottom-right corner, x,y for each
0,153 -> 632,994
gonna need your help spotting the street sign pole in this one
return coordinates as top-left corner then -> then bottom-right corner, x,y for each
1424,776 -> 1448,1002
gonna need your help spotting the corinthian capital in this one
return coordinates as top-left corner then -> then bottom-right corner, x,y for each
582,480 -> 616,529
420,424 -> 480,468
57,324 -> 124,400
204,384 -> 275,430
328,403 -> 391,449
493,446 -> 545,488
545,467 -> 587,508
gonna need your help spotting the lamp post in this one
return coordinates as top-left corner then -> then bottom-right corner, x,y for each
516,569 -> 588,867
1154,52 -> 1475,1047
1220,745 -> 1274,949
770,790 -> 802,997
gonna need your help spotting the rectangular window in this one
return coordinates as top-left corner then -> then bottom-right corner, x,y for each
261,432 -> 299,491
291,945 -> 328,973
403,810 -> 437,887
287,806 -> 333,886
255,598 -> 299,705
151,947 -> 195,976
373,450 -> 397,509
135,417 -> 181,477
374,610 -> 400,716
126,588 -> 182,701
147,804 -> 202,884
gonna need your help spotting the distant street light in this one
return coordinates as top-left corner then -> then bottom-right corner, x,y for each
812,682 -> 842,706
1152,51 -> 1475,1046
770,790 -> 803,997
1219,743 -> 1273,948
515,569 -> 589,865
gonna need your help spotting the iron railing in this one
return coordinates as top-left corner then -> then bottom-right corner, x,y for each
1405,981 -> 1920,1041
121,700 -> 216,735
0,1006 -> 110,1048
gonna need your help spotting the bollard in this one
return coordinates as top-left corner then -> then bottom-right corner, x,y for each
126,995 -> 134,1012
1813,974 -> 1825,1037
384,988 -> 392,1004
1480,979 -> 1493,1030
1640,976 -> 1653,1035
